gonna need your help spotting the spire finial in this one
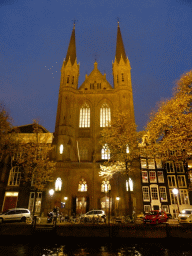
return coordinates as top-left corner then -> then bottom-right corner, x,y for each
117,17 -> 120,27
72,19 -> 78,29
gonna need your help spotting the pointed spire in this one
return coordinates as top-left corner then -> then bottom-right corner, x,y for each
115,22 -> 127,63
65,24 -> 76,65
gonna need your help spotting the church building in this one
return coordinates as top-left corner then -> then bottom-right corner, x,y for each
49,23 -> 143,217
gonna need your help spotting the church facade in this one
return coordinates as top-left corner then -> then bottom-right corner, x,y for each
49,24 -> 143,217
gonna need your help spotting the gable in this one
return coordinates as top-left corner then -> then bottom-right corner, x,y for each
79,62 -> 113,92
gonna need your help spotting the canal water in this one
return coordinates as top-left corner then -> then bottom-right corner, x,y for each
1,238 -> 192,256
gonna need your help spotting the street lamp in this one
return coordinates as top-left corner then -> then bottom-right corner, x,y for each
172,188 -> 179,218
116,197 -> 120,216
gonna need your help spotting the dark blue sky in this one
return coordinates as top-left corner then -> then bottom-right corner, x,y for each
1,0 -> 192,132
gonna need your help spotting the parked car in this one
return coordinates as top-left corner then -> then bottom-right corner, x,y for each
80,210 -> 106,223
143,210 -> 168,224
0,208 -> 31,223
178,209 -> 192,224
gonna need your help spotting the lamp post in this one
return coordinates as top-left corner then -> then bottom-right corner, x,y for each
172,188 -> 179,218
116,197 -> 120,216
49,189 -> 54,212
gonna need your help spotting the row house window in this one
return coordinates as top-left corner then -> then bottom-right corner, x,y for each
78,178 -> 88,192
159,187 -> 167,201
141,158 -> 162,169
167,175 -> 177,188
169,189 -> 189,205
142,170 -> 164,183
28,192 -> 42,214
177,175 -> 187,188
142,187 -> 150,201
143,186 -> 167,202
166,161 -> 184,173
8,167 -> 21,186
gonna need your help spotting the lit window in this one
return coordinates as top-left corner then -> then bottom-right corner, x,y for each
149,171 -> 156,183
161,205 -> 169,213
101,144 -> 110,160
142,171 -> 148,183
8,167 -> 21,186
100,103 -> 111,127
177,175 -> 187,187
55,178 -> 62,191
156,159 -> 162,169
126,178 -> 133,191
167,175 -> 177,188
28,192 -> 42,214
141,159 -> 147,169
126,144 -> 129,154
78,178 -> 87,192
101,180 -> 111,192
144,205 -> 151,213
169,189 -> 179,204
165,162 -> 175,173
157,171 -> 164,183
60,144 -> 64,154
150,186 -> 158,200
159,187 -> 167,201
79,103 -> 90,128
142,187 -> 150,201
148,159 -> 155,169
180,189 -> 189,205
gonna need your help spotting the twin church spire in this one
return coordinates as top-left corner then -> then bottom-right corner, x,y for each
61,22 -> 131,89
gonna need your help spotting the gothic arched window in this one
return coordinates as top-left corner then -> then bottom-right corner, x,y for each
100,103 -> 111,127
101,144 -> 110,160
78,178 -> 88,192
79,103 -> 90,128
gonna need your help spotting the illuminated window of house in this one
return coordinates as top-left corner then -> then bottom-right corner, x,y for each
78,178 -> 87,192
157,171 -> 164,183
169,189 -> 179,204
150,186 -> 158,200
79,103 -> 90,128
141,159 -> 147,169
101,180 -> 111,192
177,175 -> 187,187
148,159 -> 155,169
149,171 -> 156,183
175,162 -> 184,173
161,205 -> 169,213
142,187 -> 150,201
144,205 -> 151,213
79,149 -> 88,161
159,187 -> 167,201
8,167 -> 21,186
180,189 -> 189,204
167,175 -> 177,188
126,178 -> 133,191
28,192 -> 42,214
165,161 -> 175,173
60,144 -> 64,154
55,178 -> 62,191
101,144 -> 110,160
100,103 -> 111,127
142,171 -> 148,183
156,159 -> 162,169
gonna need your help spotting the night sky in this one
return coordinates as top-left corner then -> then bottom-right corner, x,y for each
1,0 -> 192,132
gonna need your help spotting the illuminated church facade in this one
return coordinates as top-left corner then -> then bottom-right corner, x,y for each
49,23 -> 143,216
